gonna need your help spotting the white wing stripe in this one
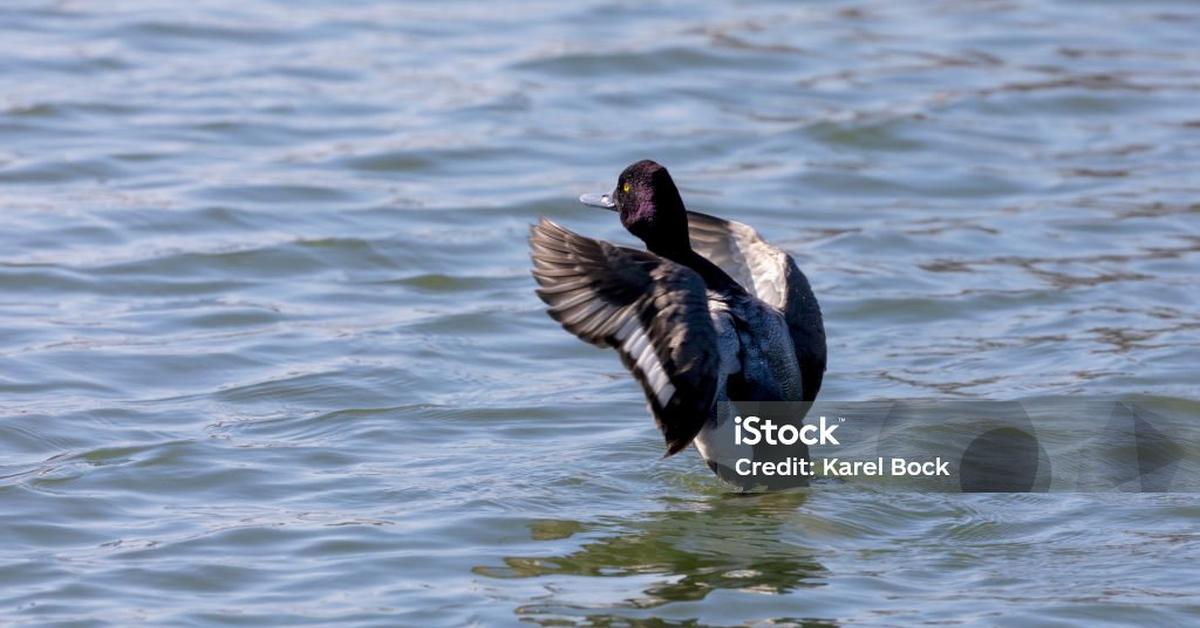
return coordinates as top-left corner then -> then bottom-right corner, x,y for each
645,361 -> 675,407
626,327 -> 650,365
622,324 -> 676,408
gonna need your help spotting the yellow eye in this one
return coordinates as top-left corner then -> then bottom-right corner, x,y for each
622,183 -> 631,193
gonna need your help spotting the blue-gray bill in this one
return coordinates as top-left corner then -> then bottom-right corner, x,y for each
579,192 -> 616,209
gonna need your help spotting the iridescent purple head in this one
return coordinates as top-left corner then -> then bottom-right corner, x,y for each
580,160 -> 691,255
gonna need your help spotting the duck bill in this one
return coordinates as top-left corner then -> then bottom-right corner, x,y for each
579,192 -> 616,210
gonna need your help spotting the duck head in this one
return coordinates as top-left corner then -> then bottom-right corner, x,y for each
580,160 -> 691,256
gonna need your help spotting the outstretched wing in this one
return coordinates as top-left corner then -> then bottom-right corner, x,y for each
687,211 -> 827,400
530,218 -> 719,456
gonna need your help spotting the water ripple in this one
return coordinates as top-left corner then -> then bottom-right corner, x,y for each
1,0 -> 1198,624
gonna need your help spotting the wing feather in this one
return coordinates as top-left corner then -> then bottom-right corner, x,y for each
687,211 -> 827,400
530,218 -> 720,455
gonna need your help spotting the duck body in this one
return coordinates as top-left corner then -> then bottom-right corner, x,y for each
691,284 -> 804,472
704,284 -> 800,402
530,160 -> 825,472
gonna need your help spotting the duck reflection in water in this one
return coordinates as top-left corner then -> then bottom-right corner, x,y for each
474,491 -> 827,620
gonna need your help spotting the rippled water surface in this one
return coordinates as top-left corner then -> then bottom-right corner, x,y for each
2,0 -> 1199,624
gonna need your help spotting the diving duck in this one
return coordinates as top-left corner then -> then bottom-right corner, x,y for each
530,160 -> 826,469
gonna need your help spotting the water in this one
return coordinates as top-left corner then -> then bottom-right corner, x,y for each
2,0 -> 1199,624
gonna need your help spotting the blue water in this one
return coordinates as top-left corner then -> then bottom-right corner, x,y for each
1,0 -> 1198,624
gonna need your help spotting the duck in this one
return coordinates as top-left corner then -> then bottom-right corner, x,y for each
529,160 -> 826,473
